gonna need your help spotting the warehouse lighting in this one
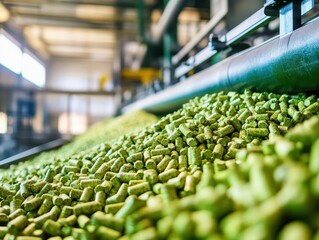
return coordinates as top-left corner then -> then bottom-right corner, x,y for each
0,3 -> 10,23
22,53 -> 46,88
0,112 -> 7,134
76,5 -> 116,21
0,34 -> 22,74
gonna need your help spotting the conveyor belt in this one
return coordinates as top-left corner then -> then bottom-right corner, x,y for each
122,18 -> 319,114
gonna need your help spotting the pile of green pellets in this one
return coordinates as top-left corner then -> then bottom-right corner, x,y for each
4,110 -> 158,174
0,90 -> 318,240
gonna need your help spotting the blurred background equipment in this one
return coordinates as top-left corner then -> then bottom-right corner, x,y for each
0,0 -> 318,161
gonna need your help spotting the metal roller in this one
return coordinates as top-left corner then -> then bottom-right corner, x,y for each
122,18 -> 319,114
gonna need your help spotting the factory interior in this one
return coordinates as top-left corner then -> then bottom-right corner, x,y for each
0,0 -> 319,239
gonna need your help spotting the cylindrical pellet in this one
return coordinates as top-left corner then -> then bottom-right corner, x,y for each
159,169 -> 179,183
91,211 -> 124,232
128,182 -> 151,196
188,147 -> 202,166
143,169 -> 158,185
43,219 -> 61,236
95,226 -> 121,240
8,215 -> 28,235
74,201 -> 102,216
80,187 -> 94,202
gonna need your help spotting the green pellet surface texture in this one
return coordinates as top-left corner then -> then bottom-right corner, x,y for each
0,90 -> 319,239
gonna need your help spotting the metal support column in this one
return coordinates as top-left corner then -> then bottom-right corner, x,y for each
163,0 -> 178,87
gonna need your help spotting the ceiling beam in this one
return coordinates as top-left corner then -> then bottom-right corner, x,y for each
11,14 -> 138,33
4,0 -> 136,8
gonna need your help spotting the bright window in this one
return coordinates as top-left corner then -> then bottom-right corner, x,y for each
58,112 -> 88,135
0,112 -> 7,134
0,34 -> 22,74
22,53 -> 46,87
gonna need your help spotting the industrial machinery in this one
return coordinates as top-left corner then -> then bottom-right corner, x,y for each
122,0 -> 319,114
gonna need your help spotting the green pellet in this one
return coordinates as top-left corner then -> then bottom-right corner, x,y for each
186,138 -> 198,147
279,221 -> 311,240
37,198 -> 53,216
167,171 -> 187,189
74,201 -> 102,216
164,159 -> 178,172
62,166 -> 80,174
95,226 -> 121,240
188,147 -> 202,166
214,159 -> 226,172
134,160 -> 144,170
0,213 -> 8,224
23,197 -> 43,212
151,155 -> 163,163
94,163 -> 109,179
79,187 -> 94,202
151,148 -> 170,157
60,186 -> 72,195
304,95 -> 316,106
145,159 -> 156,169
178,155 -> 188,171
59,206 -> 74,219
9,209 -> 26,220
89,158 -> 105,173
58,215 -> 77,227
246,128 -> 269,138
105,202 -> 125,215
184,175 -> 196,195
119,164 -> 133,173
304,102 -> 319,114
77,215 -> 90,228
68,159 -> 83,168
95,181 -> 112,194
34,206 -> 61,227
175,137 -> 184,151
117,172 -> 142,183
52,196 -> 63,206
143,151 -> 151,161
19,182 -> 32,198
179,123 -> 193,138
69,189 -> 83,200
159,169 -> 179,183
10,197 -> 23,214
44,169 -> 55,183
80,179 -> 102,188
115,196 -> 145,219
238,109 -> 251,123
143,169 -> 159,185
216,125 -> 235,137
60,194 -> 72,206
16,237 -> 42,240
106,183 -> 128,204
8,215 -> 28,234
161,184 -> 178,203
43,219 -> 61,236
111,157 -> 126,172
128,182 -> 151,196
92,211 -> 124,232
127,153 -> 143,162
171,150 -> 179,160
21,222 -> 36,236
129,180 -> 144,186
157,156 -> 171,172
95,191 -> 106,205
130,227 -> 157,240
31,181 -> 46,194
47,237 -> 63,240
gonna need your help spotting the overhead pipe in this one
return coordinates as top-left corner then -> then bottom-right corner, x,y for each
122,18 -> 319,114
152,0 -> 187,45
